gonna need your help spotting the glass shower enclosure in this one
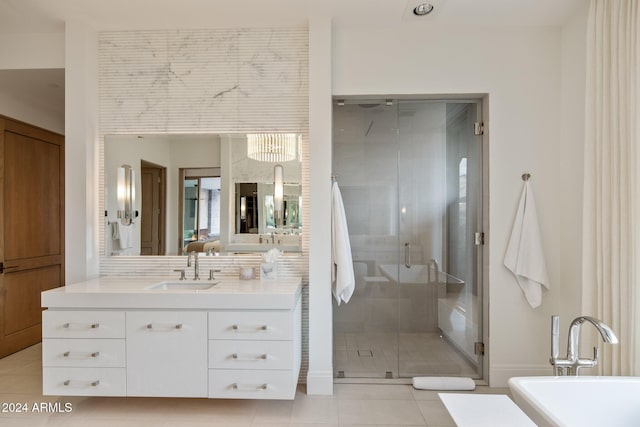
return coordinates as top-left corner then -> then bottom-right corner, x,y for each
332,99 -> 484,379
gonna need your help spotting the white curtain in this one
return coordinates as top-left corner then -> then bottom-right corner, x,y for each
583,0 -> 640,375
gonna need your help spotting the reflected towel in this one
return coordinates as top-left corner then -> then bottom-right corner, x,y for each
504,181 -> 550,308
331,181 -> 355,305
111,222 -> 120,241
117,223 -> 133,249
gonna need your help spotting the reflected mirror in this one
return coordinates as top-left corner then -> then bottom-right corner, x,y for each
235,183 -> 301,234
104,133 -> 302,256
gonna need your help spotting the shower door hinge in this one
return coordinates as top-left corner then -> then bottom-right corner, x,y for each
474,342 -> 485,356
474,232 -> 485,246
474,122 -> 484,135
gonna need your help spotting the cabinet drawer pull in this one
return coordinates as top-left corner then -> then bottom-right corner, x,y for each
62,351 -> 100,358
63,379 -> 100,387
62,323 -> 100,330
146,323 -> 183,330
231,383 -> 268,390
231,324 -> 269,332
231,353 -> 269,361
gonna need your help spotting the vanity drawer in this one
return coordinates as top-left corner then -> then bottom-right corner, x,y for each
43,311 -> 125,339
209,310 -> 293,341
43,367 -> 126,396
208,340 -> 293,370
209,369 -> 297,400
42,339 -> 126,368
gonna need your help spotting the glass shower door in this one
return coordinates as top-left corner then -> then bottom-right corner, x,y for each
332,98 -> 484,380
396,101 -> 483,379
332,101 -> 400,379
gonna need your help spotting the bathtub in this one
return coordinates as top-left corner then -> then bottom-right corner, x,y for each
378,264 -> 464,286
509,376 -> 640,427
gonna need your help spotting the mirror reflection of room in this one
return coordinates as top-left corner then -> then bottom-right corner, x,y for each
228,134 -> 302,241
181,170 -> 221,255
104,133 -> 303,256
104,134 -> 221,256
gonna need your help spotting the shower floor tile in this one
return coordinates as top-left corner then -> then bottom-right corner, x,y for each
334,332 -> 477,379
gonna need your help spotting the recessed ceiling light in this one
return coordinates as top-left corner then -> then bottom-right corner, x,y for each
413,3 -> 435,16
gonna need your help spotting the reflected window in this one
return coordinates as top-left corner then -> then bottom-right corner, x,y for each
181,168 -> 221,251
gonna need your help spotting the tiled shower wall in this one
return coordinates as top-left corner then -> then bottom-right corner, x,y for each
97,27 -> 310,380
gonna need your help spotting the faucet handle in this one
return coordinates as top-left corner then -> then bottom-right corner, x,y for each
173,269 -> 186,280
592,346 -> 599,364
209,269 -> 221,280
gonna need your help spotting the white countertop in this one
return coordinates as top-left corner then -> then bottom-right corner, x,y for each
42,276 -> 302,310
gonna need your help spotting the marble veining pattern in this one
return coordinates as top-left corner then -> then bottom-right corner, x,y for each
99,28 -> 308,134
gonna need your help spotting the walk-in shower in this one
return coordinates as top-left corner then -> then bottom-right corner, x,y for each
332,98 -> 484,380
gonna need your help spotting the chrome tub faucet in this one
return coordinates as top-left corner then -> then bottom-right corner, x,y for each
550,315 -> 618,376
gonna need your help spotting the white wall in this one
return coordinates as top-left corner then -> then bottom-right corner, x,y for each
331,19 -> 588,386
0,33 -> 65,133
307,16 -> 334,395
0,34 -> 64,70
65,20 -> 100,283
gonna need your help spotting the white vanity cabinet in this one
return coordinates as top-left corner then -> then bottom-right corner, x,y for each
126,311 -> 208,397
42,310 -> 127,396
208,298 -> 302,399
41,276 -> 302,400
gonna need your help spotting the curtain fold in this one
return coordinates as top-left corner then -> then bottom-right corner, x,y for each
583,0 -> 640,375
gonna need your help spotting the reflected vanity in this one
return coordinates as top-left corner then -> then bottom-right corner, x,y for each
104,133 -> 303,256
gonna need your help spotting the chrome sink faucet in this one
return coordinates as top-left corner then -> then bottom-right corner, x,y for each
187,251 -> 200,280
550,315 -> 618,375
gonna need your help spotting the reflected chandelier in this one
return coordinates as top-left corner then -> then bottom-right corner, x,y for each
247,133 -> 298,162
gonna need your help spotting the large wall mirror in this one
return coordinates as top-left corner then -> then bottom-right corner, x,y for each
104,133 -> 303,256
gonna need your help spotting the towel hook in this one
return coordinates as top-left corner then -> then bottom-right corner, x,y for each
522,173 -> 531,181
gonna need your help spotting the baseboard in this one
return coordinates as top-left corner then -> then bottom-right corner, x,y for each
306,370 -> 334,395
490,364 -> 553,388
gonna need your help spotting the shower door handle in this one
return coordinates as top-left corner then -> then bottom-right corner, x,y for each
404,243 -> 411,268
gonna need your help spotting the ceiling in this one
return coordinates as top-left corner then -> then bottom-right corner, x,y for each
0,0 -> 586,34
0,0 -> 585,124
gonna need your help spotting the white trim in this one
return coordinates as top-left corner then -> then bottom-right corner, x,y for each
305,370 -> 334,395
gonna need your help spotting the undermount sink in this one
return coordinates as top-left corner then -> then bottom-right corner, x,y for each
146,281 -> 219,291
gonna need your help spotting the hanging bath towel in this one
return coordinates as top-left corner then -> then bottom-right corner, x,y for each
504,180 -> 550,308
331,181 -> 355,305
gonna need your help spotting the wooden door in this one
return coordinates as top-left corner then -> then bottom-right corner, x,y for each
140,160 -> 165,255
0,116 -> 64,358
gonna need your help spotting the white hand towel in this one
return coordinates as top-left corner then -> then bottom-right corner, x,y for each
118,223 -> 133,249
504,181 -> 550,308
331,181 -> 355,305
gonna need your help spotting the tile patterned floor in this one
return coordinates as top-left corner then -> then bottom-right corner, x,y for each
0,343 -> 508,426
